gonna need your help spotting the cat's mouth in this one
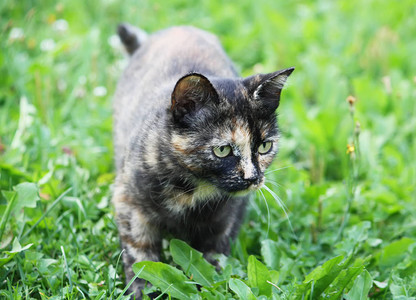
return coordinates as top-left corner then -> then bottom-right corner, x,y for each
247,177 -> 265,191
229,177 -> 265,196
197,175 -> 265,197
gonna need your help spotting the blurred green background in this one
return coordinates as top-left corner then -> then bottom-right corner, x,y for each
1,0 -> 415,298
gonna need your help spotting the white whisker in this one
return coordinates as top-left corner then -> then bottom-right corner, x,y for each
265,180 -> 290,203
263,183 -> 289,212
262,185 -> 297,240
251,192 -> 263,216
265,180 -> 282,190
258,188 -> 270,238
265,165 -> 292,175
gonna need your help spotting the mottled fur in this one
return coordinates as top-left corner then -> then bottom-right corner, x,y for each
112,24 -> 293,298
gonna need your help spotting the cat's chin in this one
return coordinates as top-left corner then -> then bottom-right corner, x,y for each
230,189 -> 254,197
229,181 -> 265,197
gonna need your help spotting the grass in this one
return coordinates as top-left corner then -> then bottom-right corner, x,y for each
1,0 -> 415,298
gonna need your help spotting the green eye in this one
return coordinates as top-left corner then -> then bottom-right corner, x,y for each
213,145 -> 232,158
258,141 -> 272,154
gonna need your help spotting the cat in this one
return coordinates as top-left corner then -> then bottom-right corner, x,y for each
112,23 -> 294,298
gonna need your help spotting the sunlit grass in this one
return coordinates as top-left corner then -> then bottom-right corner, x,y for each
1,0 -> 415,298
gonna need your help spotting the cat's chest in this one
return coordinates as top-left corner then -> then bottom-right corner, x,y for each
162,182 -> 223,215
160,186 -> 240,234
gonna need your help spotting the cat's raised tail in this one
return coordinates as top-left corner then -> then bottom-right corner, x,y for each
117,23 -> 148,55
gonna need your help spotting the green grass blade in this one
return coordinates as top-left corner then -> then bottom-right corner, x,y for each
21,187 -> 72,240
0,192 -> 16,243
116,265 -> 144,300
61,246 -> 73,293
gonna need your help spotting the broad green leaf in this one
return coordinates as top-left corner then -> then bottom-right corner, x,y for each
216,254 -> 246,279
0,163 -> 32,186
373,280 -> 388,289
346,221 -> 371,243
269,270 -> 279,284
303,255 -> 344,282
379,237 -> 415,267
38,258 -> 58,273
389,283 -> 407,297
13,182 -> 40,212
247,255 -> 272,297
200,288 -> 227,300
261,239 -> 281,270
294,255 -> 351,299
229,278 -> 257,300
170,239 -> 217,287
0,238 -> 33,267
345,270 -> 372,300
0,253 -> 16,268
327,258 -> 366,300
133,261 -> 197,299
7,238 -> 33,254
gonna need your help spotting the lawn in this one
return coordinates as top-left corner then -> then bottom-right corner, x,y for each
1,0 -> 415,298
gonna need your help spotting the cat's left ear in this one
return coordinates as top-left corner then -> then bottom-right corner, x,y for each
244,67 -> 294,113
171,73 -> 219,124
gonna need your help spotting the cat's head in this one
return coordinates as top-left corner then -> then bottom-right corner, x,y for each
169,67 -> 294,194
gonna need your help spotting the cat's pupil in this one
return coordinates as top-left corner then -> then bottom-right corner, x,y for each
220,146 -> 225,152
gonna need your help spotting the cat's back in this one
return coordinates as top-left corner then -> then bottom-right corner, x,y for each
114,26 -> 237,106
113,26 -> 237,167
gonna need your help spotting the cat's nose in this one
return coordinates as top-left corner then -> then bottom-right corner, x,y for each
244,175 -> 260,185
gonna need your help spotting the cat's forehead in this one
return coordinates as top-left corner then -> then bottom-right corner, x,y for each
211,78 -> 250,106
204,79 -> 278,142
214,114 -> 277,144
228,117 -> 251,141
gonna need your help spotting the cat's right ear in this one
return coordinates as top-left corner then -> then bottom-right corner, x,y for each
244,67 -> 294,114
171,73 -> 219,124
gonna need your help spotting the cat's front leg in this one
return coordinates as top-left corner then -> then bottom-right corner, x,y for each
113,188 -> 161,298
195,199 -> 247,269
194,225 -> 235,270
201,239 -> 230,271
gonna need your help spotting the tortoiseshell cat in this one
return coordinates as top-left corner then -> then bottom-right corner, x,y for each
112,23 -> 294,298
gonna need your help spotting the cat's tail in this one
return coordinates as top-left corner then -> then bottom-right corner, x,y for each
117,23 -> 148,55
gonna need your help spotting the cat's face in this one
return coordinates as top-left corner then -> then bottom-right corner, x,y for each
170,68 -> 293,194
